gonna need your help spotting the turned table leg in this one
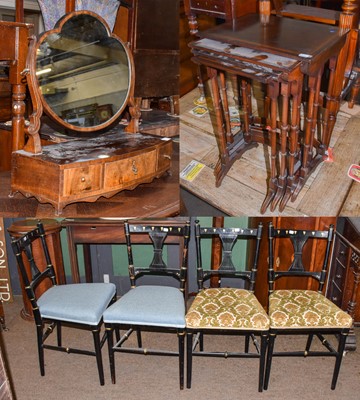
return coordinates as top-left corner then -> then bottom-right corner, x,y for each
292,68 -> 322,201
261,81 -> 280,213
280,74 -> 303,211
209,67 -> 231,186
271,81 -> 290,211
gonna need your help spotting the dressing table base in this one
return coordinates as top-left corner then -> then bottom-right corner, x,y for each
11,132 -> 172,215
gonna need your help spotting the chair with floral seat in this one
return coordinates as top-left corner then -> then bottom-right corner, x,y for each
264,222 -> 353,391
186,221 -> 268,392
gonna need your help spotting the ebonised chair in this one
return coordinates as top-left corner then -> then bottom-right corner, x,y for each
103,220 -> 191,389
264,222 -> 353,390
185,221 -> 269,392
10,222 -> 117,385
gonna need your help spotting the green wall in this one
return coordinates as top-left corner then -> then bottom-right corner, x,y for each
196,217 -> 249,271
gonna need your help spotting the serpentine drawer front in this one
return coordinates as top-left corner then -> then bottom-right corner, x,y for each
104,150 -> 157,188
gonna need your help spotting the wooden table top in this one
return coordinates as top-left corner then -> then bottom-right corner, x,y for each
197,14 -> 347,73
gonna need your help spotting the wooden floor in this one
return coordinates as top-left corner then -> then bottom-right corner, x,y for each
180,86 -> 360,217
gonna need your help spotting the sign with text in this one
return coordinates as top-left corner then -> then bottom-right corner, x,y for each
0,218 -> 13,302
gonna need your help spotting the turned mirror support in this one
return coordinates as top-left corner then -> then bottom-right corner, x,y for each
21,36 -> 43,154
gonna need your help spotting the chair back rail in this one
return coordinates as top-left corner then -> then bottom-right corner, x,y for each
195,221 -> 263,291
124,221 -> 191,293
268,222 -> 335,293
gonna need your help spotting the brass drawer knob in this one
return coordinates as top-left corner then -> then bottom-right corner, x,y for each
132,160 -> 138,175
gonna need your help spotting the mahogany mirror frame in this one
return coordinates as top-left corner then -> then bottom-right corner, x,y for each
24,10 -> 136,153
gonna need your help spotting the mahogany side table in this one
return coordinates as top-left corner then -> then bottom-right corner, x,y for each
190,14 -> 347,212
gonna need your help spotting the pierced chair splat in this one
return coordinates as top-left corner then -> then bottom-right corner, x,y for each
186,221 -> 269,392
264,222 -> 353,391
103,220 -> 191,390
10,222 -> 117,386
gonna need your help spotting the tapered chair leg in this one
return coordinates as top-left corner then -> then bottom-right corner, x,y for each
93,329 -> 105,386
331,332 -> 347,390
115,327 -> 120,342
56,322 -> 62,347
245,334 -> 250,353
199,332 -> 204,351
106,326 -> 116,384
305,334 -> 314,352
258,333 -> 268,392
36,325 -> 45,376
178,331 -> 185,390
136,329 -> 142,348
186,332 -> 193,389
264,332 -> 276,390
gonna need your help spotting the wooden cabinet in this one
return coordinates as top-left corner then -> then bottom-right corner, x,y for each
327,218 -> 360,325
180,1 -> 216,96
0,79 -> 11,123
0,126 -> 12,172
11,133 -> 172,215
184,0 -> 258,34
115,0 -> 180,100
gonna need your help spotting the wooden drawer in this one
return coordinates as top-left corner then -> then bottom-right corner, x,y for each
63,165 -> 102,196
335,239 -> 349,266
104,150 -> 157,188
329,283 -> 343,307
157,140 -> 172,171
332,260 -> 347,289
189,0 -> 226,15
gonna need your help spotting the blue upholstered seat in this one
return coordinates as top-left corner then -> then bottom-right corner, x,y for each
103,285 -> 185,328
38,283 -> 116,325
10,222 -> 117,386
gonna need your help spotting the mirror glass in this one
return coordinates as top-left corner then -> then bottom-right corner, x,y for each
35,12 -> 131,132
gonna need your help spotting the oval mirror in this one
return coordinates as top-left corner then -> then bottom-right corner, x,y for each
34,11 -> 133,133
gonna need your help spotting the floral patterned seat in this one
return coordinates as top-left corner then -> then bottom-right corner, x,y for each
186,287 -> 269,331
269,289 -> 353,330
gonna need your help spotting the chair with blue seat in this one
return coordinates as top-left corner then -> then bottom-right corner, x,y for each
264,222 -> 353,391
10,221 -> 117,385
185,221 -> 269,392
103,220 -> 191,389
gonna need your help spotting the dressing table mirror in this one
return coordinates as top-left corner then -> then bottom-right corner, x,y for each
10,10 -> 173,215
36,11 -> 132,133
